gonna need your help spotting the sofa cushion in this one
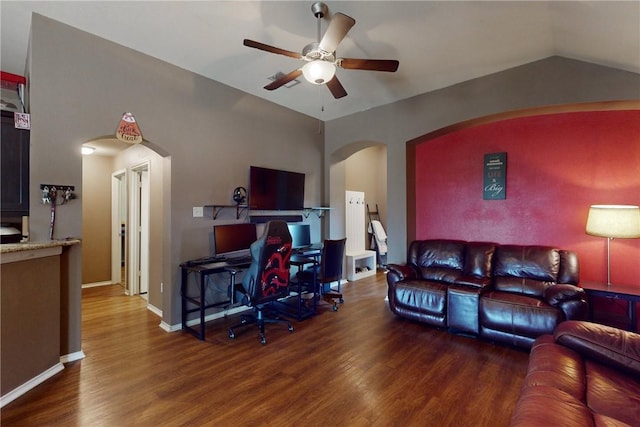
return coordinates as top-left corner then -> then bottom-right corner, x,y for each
510,385 -> 595,427
391,279 -> 447,317
463,242 -> 496,278
494,245 -> 560,281
523,337 -> 586,399
558,249 -> 580,285
409,239 -> 465,270
407,240 -> 466,283
480,291 -> 564,338
554,321 -> 640,378
585,360 -> 640,426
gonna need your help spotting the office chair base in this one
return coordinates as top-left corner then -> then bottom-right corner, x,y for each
322,291 -> 343,311
228,313 -> 294,345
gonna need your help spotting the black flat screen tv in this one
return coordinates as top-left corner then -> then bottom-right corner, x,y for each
249,166 -> 305,210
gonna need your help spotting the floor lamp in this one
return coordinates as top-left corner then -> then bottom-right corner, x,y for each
585,205 -> 640,285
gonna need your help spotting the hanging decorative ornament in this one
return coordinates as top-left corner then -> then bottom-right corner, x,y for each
116,112 -> 143,144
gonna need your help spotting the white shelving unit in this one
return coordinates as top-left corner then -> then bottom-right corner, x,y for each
346,250 -> 377,281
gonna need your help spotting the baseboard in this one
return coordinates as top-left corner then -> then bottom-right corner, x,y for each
82,280 -> 114,288
0,362 -> 64,408
162,305 -> 252,332
146,303 -> 162,317
159,320 -> 180,332
60,350 -> 86,364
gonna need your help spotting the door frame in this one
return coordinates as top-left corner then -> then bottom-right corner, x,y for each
129,161 -> 150,297
111,169 -> 126,287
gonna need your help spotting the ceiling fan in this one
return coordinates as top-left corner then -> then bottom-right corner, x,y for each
243,2 -> 399,99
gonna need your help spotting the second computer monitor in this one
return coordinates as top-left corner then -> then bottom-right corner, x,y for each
213,223 -> 257,257
288,223 -> 311,249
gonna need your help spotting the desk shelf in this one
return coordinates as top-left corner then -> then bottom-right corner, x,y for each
204,204 -> 250,220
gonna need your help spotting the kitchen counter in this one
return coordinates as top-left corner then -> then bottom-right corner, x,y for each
1,238 -> 80,407
1,239 -> 80,265
1,238 -> 81,254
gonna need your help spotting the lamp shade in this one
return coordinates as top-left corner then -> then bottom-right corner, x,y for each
302,60 -> 336,85
586,205 -> 640,238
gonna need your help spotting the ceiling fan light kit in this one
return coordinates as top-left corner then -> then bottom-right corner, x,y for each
302,60 -> 336,84
243,1 -> 399,99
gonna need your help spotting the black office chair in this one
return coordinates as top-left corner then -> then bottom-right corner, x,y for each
299,238 -> 347,311
228,221 -> 293,345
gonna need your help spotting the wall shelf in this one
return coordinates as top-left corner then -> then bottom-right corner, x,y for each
203,205 -> 330,221
204,204 -> 250,220
303,207 -> 331,218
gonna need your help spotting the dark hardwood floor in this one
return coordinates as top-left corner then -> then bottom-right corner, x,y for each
2,272 -> 529,426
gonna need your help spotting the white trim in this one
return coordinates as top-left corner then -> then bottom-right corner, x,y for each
60,350 -> 86,364
161,305 -> 252,333
185,305 -> 250,328
81,280 -> 114,289
159,321 -> 180,332
111,169 -> 126,288
146,304 -> 162,317
0,362 -> 64,408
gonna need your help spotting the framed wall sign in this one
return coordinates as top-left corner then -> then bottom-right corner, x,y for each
483,152 -> 507,200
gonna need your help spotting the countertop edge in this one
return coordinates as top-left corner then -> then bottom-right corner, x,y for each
1,239 -> 81,254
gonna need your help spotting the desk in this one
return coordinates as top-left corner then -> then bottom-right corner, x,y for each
277,255 -> 319,321
180,260 -> 251,340
581,281 -> 640,332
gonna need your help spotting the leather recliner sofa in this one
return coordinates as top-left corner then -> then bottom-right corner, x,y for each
386,239 -> 589,348
510,320 -> 640,426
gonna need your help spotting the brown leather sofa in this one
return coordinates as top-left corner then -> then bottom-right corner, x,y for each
510,321 -> 640,426
386,239 -> 589,348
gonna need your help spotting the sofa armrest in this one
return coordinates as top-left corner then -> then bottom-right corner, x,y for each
544,284 -> 588,320
386,263 -> 418,285
554,320 -> 640,378
543,284 -> 585,306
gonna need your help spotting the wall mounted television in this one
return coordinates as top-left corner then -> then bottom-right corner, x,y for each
249,166 -> 305,211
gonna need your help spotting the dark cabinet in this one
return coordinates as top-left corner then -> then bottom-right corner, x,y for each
1,111 -> 30,217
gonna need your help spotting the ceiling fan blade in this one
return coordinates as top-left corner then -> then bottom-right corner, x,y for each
318,13 -> 356,53
264,69 -> 303,91
243,39 -> 302,60
326,76 -> 347,99
339,58 -> 399,72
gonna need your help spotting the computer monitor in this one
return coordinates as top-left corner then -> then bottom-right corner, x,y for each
288,223 -> 311,249
213,223 -> 257,257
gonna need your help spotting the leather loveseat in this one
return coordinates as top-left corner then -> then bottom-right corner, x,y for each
386,239 -> 589,348
510,320 -> 640,426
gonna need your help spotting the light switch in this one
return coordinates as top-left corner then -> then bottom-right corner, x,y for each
192,206 -> 204,217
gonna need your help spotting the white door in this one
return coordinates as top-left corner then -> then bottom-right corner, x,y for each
129,162 -> 150,298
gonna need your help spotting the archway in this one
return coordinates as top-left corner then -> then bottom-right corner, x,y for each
82,136 -> 170,318
327,141 -> 387,253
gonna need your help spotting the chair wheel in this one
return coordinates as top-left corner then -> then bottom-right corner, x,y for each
260,335 -> 267,345
229,329 -> 235,339
339,298 -> 344,304
332,305 -> 338,311
288,324 -> 294,332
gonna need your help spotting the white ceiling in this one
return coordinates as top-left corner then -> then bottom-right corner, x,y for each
1,1 -> 639,121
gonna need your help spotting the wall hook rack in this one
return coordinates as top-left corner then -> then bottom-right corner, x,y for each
40,184 -> 76,205
40,184 -> 75,240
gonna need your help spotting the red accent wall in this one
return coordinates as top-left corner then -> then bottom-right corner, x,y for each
413,110 -> 640,287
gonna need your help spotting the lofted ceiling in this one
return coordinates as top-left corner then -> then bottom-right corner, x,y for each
1,1 -> 639,123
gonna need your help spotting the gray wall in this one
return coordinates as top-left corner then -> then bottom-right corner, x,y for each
28,14 -> 322,353
324,56 -> 640,264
